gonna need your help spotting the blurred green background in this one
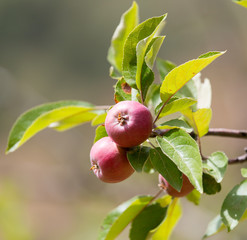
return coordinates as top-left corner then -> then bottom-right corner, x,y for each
0,0 -> 247,239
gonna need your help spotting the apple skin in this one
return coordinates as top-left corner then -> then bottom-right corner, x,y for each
90,137 -> 134,183
105,101 -> 153,148
159,174 -> 194,197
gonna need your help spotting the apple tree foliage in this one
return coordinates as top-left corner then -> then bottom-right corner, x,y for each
5,2 -> 247,239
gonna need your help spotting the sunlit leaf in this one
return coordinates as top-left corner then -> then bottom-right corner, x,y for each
123,14 -> 166,88
149,148 -> 182,191
203,151 -> 228,183
186,189 -> 201,205
156,97 -> 197,118
152,198 -> 182,240
160,51 -> 225,104
98,195 -> 153,240
233,0 -> 247,8
91,112 -> 107,126
129,201 -> 167,240
52,111 -> 98,131
107,1 -> 139,73
6,101 -> 95,153
182,107 -> 212,137
156,129 -> 203,193
127,146 -> 150,172
94,125 -> 108,143
221,179 -> 247,231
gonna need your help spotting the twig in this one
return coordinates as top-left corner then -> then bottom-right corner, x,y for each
228,152 -> 247,164
153,98 -> 171,125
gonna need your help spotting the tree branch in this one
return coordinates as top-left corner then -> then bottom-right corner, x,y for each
206,128 -> 247,139
151,128 -> 247,139
228,148 -> 247,164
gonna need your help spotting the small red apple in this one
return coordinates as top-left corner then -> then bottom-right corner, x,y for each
90,137 -> 134,183
105,101 -> 153,148
159,174 -> 194,197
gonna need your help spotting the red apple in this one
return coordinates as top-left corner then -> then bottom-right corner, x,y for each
105,101 -> 153,147
159,174 -> 194,197
90,137 -> 134,183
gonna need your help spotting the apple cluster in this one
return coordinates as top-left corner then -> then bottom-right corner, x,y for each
90,101 -> 153,183
90,100 -> 194,198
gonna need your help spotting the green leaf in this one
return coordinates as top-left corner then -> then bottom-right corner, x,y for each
156,97 -> 197,118
135,17 -> 166,90
186,189 -> 201,205
91,112 -> 107,126
160,51 -> 225,104
157,119 -> 193,133
122,14 -> 167,88
107,1 -> 139,73
143,157 -> 155,174
203,210 -> 247,239
137,36 -> 165,101
98,195 -> 153,240
176,81 -> 197,109
203,173 -> 221,195
152,198 -> 182,240
114,78 -> 132,103
233,0 -> 247,8
94,125 -> 108,143
145,83 -> 162,111
156,58 -> 176,81
145,37 -> 165,70
6,100 -> 95,153
109,66 -> 122,80
156,129 -> 203,193
221,179 -> 247,231
149,148 -> 182,191
182,108 -> 212,137
203,151 -> 228,183
241,168 -> 247,178
129,202 -> 167,240
127,146 -> 150,172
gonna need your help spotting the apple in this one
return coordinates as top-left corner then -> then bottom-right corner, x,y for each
105,101 -> 153,147
90,137 -> 134,183
159,174 -> 194,197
